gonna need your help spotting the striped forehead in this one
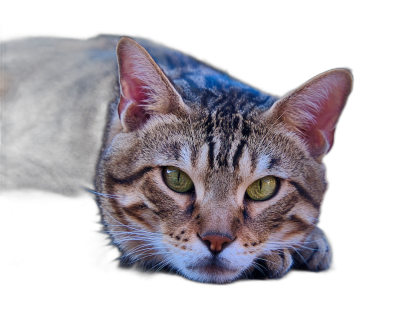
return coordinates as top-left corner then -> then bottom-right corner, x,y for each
179,143 -> 285,203
200,108 -> 251,171
143,112 -> 286,175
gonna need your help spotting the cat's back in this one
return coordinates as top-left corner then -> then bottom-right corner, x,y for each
0,35 -> 122,194
2,35 -> 121,96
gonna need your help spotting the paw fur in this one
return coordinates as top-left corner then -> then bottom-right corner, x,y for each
293,227 -> 332,271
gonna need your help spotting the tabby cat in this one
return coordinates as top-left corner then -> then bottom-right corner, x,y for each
0,35 -> 352,283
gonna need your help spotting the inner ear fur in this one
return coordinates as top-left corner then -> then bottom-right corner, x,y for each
267,68 -> 353,159
116,37 -> 186,131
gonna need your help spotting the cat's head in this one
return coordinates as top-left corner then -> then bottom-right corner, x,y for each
96,37 -> 352,283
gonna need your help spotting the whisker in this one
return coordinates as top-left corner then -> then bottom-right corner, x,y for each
251,261 -> 269,277
115,234 -> 162,242
123,246 -> 168,257
130,251 -> 162,260
83,187 -> 125,199
105,225 -> 159,236
289,246 -> 309,267
153,260 -> 170,273
256,257 -> 281,267
103,211 -> 159,236
148,256 -> 175,273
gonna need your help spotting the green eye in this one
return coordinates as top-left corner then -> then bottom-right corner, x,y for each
246,176 -> 278,201
163,166 -> 194,193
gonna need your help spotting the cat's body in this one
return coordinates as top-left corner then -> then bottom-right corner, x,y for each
0,35 -> 352,283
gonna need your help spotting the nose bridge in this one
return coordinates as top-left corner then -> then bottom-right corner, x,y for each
198,191 -> 241,236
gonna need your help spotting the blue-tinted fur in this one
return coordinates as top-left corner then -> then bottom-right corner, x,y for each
131,37 -> 279,114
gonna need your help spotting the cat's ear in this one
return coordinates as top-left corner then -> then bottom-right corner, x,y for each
268,69 -> 353,159
116,37 -> 185,131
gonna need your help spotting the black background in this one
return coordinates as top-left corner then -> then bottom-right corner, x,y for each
2,4 -> 391,321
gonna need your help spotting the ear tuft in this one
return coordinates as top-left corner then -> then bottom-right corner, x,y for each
116,37 -> 184,131
273,69 -> 353,159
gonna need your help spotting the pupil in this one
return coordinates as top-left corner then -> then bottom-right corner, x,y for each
178,170 -> 181,183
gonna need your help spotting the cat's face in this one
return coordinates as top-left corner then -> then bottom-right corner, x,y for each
96,38 -> 352,283
98,110 -> 326,283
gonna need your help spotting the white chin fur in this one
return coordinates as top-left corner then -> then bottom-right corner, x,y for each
178,267 -> 244,284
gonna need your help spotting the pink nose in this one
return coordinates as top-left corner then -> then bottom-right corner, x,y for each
200,234 -> 233,254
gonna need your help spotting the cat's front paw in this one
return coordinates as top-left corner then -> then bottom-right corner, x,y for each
257,248 -> 293,279
292,227 -> 332,271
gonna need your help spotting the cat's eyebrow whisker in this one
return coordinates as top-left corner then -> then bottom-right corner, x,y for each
83,187 -> 125,199
88,186 -> 125,199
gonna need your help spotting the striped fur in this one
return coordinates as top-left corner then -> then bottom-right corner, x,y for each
0,35 -> 350,283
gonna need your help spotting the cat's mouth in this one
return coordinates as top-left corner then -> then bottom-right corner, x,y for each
187,258 -> 239,276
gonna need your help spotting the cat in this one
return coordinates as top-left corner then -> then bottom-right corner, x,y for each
0,35 -> 352,283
